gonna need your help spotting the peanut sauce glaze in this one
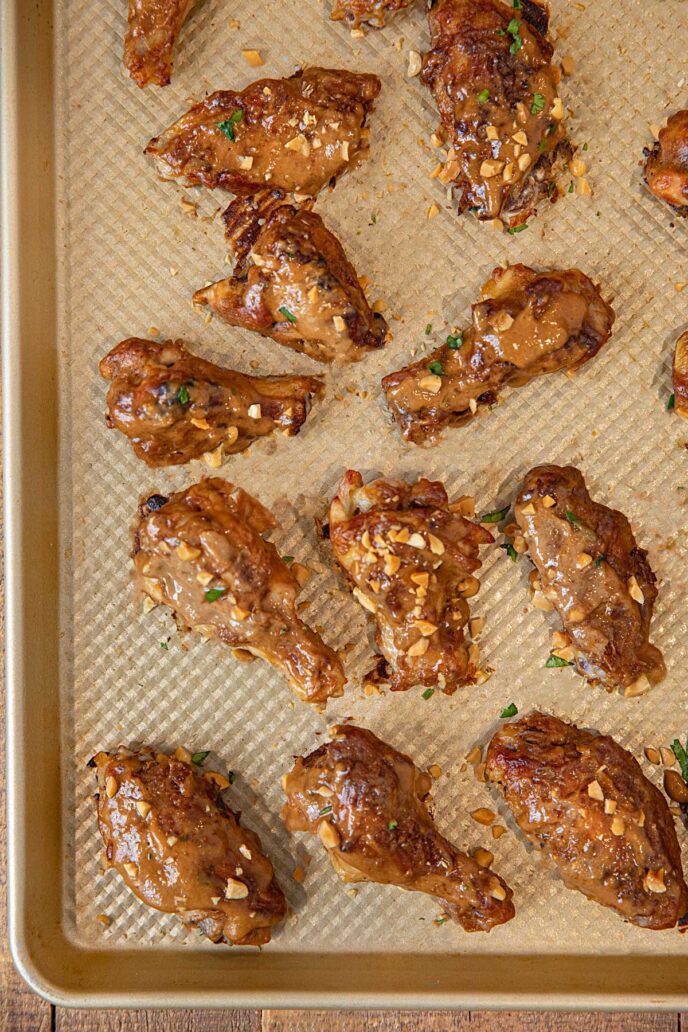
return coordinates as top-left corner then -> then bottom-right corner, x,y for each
124,0 -> 197,88
330,0 -> 417,28
644,109 -> 688,214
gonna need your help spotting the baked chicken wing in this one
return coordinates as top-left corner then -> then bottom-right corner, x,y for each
92,745 -> 287,945
514,465 -> 665,693
100,337 -> 323,467
134,478 -> 346,703
673,330 -> 688,418
145,67 -> 381,198
644,110 -> 688,215
382,264 -> 615,445
486,713 -> 688,929
328,471 -> 493,693
282,724 -> 515,932
331,0 -> 417,28
421,0 -> 567,228
193,193 -> 387,364
124,0 -> 197,88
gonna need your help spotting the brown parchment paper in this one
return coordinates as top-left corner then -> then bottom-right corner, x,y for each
55,0 -> 688,956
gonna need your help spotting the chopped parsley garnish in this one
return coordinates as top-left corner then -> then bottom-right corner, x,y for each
160,641 -> 169,650
668,393 -> 676,410
191,750 -> 209,765
319,805 -> 333,816
428,360 -> 445,376
547,181 -> 556,198
594,554 -> 606,568
283,555 -> 295,563
671,739 -> 688,783
177,384 -> 190,405
218,110 -> 243,141
227,770 -> 235,784
565,509 -> 581,528
422,688 -> 435,700
513,0 -> 522,7
205,587 -> 227,603
582,142 -> 588,151
481,505 -> 510,523
278,306 -> 297,323
500,542 -> 518,561
478,88 -> 490,104
388,819 -> 398,831
506,223 -> 528,234
446,334 -> 463,349
434,916 -> 448,925
545,654 -> 573,668
568,181 -> 574,193
370,212 -> 377,225
500,702 -> 518,718
425,323 -> 432,335
506,17 -> 523,52
468,205 -> 481,213
531,93 -> 545,115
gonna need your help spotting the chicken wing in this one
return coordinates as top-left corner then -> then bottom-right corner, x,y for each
331,0 -> 417,28
514,464 -> 665,693
328,471 -> 493,693
92,745 -> 287,945
644,110 -> 688,215
421,0 -> 568,228
124,0 -> 197,88
382,264 -> 615,445
486,712 -> 688,929
192,193 -> 387,364
282,724 -> 515,932
134,478 -> 346,703
673,330 -> 688,418
100,336 -> 323,467
145,67 -> 381,197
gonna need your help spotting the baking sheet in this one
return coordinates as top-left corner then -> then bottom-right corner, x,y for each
55,0 -> 688,962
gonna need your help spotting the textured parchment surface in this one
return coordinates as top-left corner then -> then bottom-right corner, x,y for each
55,0 -> 688,956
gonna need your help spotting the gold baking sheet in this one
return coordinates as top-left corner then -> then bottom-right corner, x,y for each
47,0 -> 688,977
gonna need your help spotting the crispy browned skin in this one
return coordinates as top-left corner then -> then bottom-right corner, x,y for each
421,0 -> 567,228
673,330 -> 688,418
193,193 -> 387,364
328,472 -> 493,692
92,746 -> 287,945
382,264 -> 615,445
282,724 -> 515,932
145,67 -> 381,197
331,0 -> 417,28
134,478 -> 346,703
124,0 -> 197,88
515,465 -> 665,692
100,337 -> 323,467
486,713 -> 688,929
644,110 -> 688,215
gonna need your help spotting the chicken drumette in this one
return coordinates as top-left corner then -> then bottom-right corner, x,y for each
193,193 -> 387,364
124,0 -> 197,88
145,67 -> 381,198
673,330 -> 688,418
644,110 -> 688,215
282,724 -> 515,932
134,478 -> 346,703
328,471 -> 493,693
92,745 -> 287,945
486,713 -> 688,929
421,0 -> 568,228
331,0 -> 417,28
514,465 -> 665,694
100,337 -> 323,467
382,264 -> 615,445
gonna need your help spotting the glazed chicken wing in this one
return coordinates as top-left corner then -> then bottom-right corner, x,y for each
673,330 -> 688,418
100,337 -> 322,467
331,0 -> 417,28
421,0 -> 567,228
145,67 -> 381,198
193,193 -> 387,364
282,724 -> 515,932
124,0 -> 197,88
328,472 -> 493,693
382,264 -> 615,445
134,478 -> 346,703
486,713 -> 688,929
514,465 -> 665,693
644,110 -> 688,215
92,745 -> 287,945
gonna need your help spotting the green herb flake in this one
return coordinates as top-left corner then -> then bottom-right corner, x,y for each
204,587 -> 227,603
547,181 -> 556,198
505,17 -> 523,52
513,0 -> 522,7
227,770 -> 235,784
500,702 -> 518,719
425,323 -> 432,335
177,384 -> 190,405
568,181 -> 574,193
217,109 -> 243,141
388,819 -> 398,831
565,509 -> 581,528
582,142 -> 588,151
191,750 -> 210,765
671,739 -> 688,783
531,93 -> 545,115
593,553 -> 606,568
319,805 -> 333,816
500,542 -> 518,561
468,205 -> 481,213
506,223 -> 528,234
428,360 -> 445,376
160,641 -> 169,651
278,305 -> 297,323
434,916 -> 449,926
545,654 -> 573,668
478,88 -> 490,104
481,505 -> 510,524
422,688 -> 435,700
446,334 -> 463,349
668,393 -> 676,410
370,212 -> 377,224
283,555 -> 295,563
